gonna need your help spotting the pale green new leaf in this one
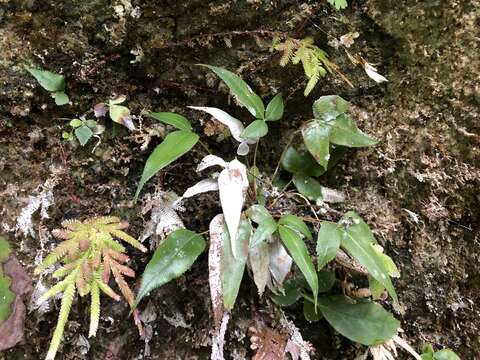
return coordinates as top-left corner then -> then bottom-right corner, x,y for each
313,95 -> 349,121
0,236 -> 11,263
0,275 -> 15,323
316,221 -> 341,269
327,0 -> 348,10
52,91 -> 69,106
75,126 -> 93,146
200,65 -> 265,119
340,212 -> 398,303
135,130 -> 199,200
222,219 -> 251,310
317,295 -> 399,345
149,112 -> 192,131
265,93 -> 284,121
302,120 -> 332,169
250,219 -> 277,248
240,120 -> 268,140
278,214 -> 312,240
330,114 -> 378,147
433,349 -> 461,360
136,229 -> 206,304
278,225 -> 318,306
27,68 -> 65,92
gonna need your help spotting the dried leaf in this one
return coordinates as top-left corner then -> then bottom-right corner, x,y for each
208,214 -> 225,328
363,62 -> 388,83
249,324 -> 287,360
268,238 -> 292,289
249,242 -> 270,296
197,154 -> 227,172
182,178 -> 219,199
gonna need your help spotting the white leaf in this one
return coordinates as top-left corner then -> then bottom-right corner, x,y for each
281,315 -> 313,360
211,311 -> 230,360
392,335 -> 422,360
182,179 -> 219,199
364,63 -> 388,83
268,237 -> 292,288
320,187 -> 345,204
218,159 -> 249,258
248,242 -> 270,296
197,154 -> 228,172
236,141 -> 250,156
208,214 -> 225,328
188,106 -> 256,144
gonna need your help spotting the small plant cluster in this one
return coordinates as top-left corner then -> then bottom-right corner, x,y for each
28,59 -> 459,360
0,236 -> 15,323
34,217 -> 146,360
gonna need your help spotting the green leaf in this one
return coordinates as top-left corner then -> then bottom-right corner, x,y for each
281,146 -> 325,177
69,119 -> 83,128
278,214 -> 312,240
52,91 -> 69,106
246,205 -> 272,224
135,130 -> 199,200
433,349 -> 461,360
85,120 -> 98,129
292,174 -> 323,203
340,212 -> 398,303
327,0 -> 348,9
330,114 -> 378,147
240,120 -> 268,139
313,95 -> 349,121
200,65 -> 265,119
303,299 -> 322,321
368,276 -> 385,300
0,236 -> 12,263
317,269 -> 336,292
136,229 -> 206,305
302,120 -> 332,168
222,218 -> 251,310
265,93 -> 284,121
149,112 -> 192,131
316,221 -> 341,269
0,275 -> 15,323
318,295 -> 400,345
109,104 -> 130,124
27,68 -> 65,92
270,276 -> 305,306
75,126 -> 93,146
278,225 -> 318,306
250,219 -> 277,248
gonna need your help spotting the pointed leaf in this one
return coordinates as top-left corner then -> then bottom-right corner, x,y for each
200,64 -> 265,119
52,91 -> 69,106
149,112 -> 192,131
278,214 -> 312,240
278,225 -> 318,306
265,93 -> 284,121
317,295 -> 399,345
209,214 -> 225,328
281,146 -> 325,177
302,120 -> 332,168
340,212 -> 397,303
312,95 -> 348,121
246,205 -> 272,224
251,219 -> 277,248
218,159 -> 249,257
222,218 -> 251,309
27,68 -> 65,92
268,238 -> 292,288
330,114 -> 378,147
136,229 -> 206,304
0,275 -> 15,322
270,277 -> 303,306
303,299 -> 321,322
316,221 -> 341,269
135,130 -> 199,200
182,178 -> 219,199
75,126 -> 93,146
433,349 -> 461,360
240,120 -> 268,140
292,175 -> 323,203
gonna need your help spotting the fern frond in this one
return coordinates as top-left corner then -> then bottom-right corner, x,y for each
87,216 -> 120,225
111,230 -> 147,252
45,281 -> 76,360
88,281 -> 100,337
100,235 -> 126,253
52,260 -> 81,279
110,259 -> 135,278
51,229 -> 73,240
304,72 -> 320,96
96,279 -> 121,301
35,240 -> 79,275
37,274 -> 74,304
105,249 -> 130,263
61,219 -> 82,230
278,38 -> 295,67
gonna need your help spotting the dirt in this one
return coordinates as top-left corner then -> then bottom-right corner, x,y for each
0,0 -> 478,359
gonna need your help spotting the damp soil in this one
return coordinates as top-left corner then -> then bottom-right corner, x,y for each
0,0 -> 478,359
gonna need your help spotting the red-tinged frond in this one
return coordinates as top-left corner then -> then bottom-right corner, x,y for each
52,229 -> 73,239
105,249 -> 129,263
110,264 -> 135,307
110,259 -> 135,278
61,219 -> 82,230
101,259 -> 111,284
96,279 -> 121,301
35,240 -> 79,274
133,309 -> 144,337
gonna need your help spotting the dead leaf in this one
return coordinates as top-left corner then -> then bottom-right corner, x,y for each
281,315 -> 314,360
248,242 -> 270,296
0,255 -> 32,351
268,238 -> 292,290
249,324 -> 287,360
182,178 -> 219,199
209,214 -> 225,328
197,154 -> 227,172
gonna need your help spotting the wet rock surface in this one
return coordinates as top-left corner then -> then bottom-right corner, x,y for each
0,0 -> 478,358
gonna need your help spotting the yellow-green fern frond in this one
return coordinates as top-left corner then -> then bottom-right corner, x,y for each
35,240 -> 79,275
111,230 -> 147,252
100,235 -> 126,253
277,38 -> 296,67
87,216 -> 120,225
96,279 -> 121,301
37,273 -> 75,304
45,281 -> 76,360
89,281 -> 100,337
61,219 -> 82,230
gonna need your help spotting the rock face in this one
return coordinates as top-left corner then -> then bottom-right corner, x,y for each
0,0 -> 478,358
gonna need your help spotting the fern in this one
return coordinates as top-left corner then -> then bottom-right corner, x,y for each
35,216 -> 146,360
273,37 -> 338,96
327,0 -> 348,10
